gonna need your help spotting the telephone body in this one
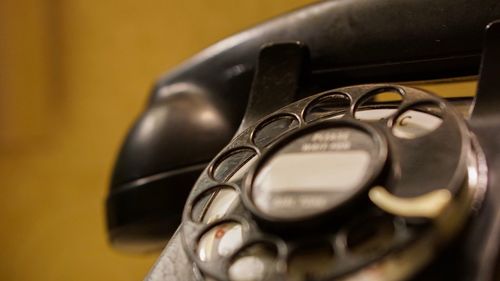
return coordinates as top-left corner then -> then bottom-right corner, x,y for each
105,0 -> 500,280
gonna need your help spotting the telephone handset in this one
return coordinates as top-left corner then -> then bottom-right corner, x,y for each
105,0 -> 500,280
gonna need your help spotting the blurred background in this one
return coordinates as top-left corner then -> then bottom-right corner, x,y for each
0,0 -> 477,280
0,1 -> 315,280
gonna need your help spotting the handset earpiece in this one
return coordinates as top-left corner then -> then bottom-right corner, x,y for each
106,83 -> 235,252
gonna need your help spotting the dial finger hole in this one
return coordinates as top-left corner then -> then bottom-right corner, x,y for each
392,102 -> 444,139
227,154 -> 258,183
288,242 -> 335,281
198,222 -> 244,262
354,88 -> 403,121
304,93 -> 350,122
228,243 -> 278,281
191,186 -> 240,224
211,147 -> 257,182
253,114 -> 299,148
346,215 -> 395,256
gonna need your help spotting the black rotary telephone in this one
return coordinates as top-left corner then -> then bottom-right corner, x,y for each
105,0 -> 500,280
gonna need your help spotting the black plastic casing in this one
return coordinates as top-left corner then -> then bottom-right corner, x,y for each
106,0 -> 500,253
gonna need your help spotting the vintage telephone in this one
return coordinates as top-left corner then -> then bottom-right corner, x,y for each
106,0 -> 500,280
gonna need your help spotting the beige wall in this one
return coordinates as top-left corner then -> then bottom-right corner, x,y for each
0,1 -> 314,280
